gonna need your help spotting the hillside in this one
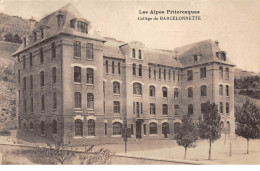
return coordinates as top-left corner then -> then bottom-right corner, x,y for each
0,12 -> 31,40
234,68 -> 260,79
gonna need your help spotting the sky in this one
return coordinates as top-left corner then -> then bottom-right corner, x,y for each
0,0 -> 259,73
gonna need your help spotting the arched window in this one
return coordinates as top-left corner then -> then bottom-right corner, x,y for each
219,84 -> 223,96
138,50 -> 142,59
220,102 -> 223,113
113,122 -> 122,135
162,122 -> 169,135
30,122 -> 33,130
201,85 -> 207,96
40,121 -> 45,134
88,119 -> 95,136
149,122 -> 157,134
87,93 -> 94,109
174,88 -> 179,98
188,87 -> 193,98
86,68 -> 94,84
75,119 -> 83,136
113,82 -> 120,94
133,83 -> 142,95
226,121 -> 230,129
226,85 -> 229,97
52,120 -> 57,134
149,85 -> 155,97
174,122 -> 180,134
162,87 -> 168,98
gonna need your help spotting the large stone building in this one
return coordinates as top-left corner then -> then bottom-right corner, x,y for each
13,4 -> 235,145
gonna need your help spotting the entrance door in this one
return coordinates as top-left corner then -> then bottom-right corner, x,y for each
136,121 -> 142,139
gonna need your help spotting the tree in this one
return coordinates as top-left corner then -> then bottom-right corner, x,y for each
197,101 -> 222,160
13,34 -> 22,44
175,115 -> 199,159
4,33 -> 13,42
235,99 -> 260,154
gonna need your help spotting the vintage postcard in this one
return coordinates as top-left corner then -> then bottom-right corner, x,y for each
0,0 -> 260,165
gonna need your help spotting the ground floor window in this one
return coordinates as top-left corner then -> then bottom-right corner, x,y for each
75,119 -> 83,136
113,122 -> 122,135
174,122 -> 180,134
162,122 -> 169,135
143,124 -> 146,135
88,119 -> 95,136
149,122 -> 157,134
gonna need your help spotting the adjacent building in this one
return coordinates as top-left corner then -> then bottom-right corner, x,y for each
13,4 -> 235,145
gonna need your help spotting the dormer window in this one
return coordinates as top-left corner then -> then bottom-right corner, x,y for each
70,20 -> 75,28
194,54 -> 201,63
216,52 -> 226,61
77,21 -> 88,33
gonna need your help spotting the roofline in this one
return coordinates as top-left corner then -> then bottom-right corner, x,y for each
181,61 -> 236,69
12,32 -> 106,57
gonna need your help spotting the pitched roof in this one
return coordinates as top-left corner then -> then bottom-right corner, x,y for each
174,39 -> 235,67
103,37 -> 125,59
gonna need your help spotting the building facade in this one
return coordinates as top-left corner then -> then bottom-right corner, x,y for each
13,4 -> 235,145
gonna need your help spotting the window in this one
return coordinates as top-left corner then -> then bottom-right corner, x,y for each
173,70 -> 176,81
162,87 -> 168,98
201,85 -> 207,96
75,119 -> 83,136
219,85 -> 223,96
154,68 -> 156,79
34,32 -> 37,42
113,101 -> 120,113
201,103 -> 207,114
225,68 -> 229,80
41,95 -> 45,111
30,97 -> 33,113
112,61 -> 115,74
143,124 -> 147,135
23,77 -> 26,91
133,83 -> 142,95
159,68 -> 161,80
18,70 -> 20,83
87,93 -> 94,109
53,92 -> 57,109
220,102 -> 223,113
149,67 -> 151,78
74,41 -> 81,57
40,71 -> 44,87
113,122 -> 122,135
150,103 -> 156,115
174,123 -> 180,134
226,103 -> 229,114
40,28 -> 44,39
132,63 -> 136,76
88,119 -> 95,136
219,66 -> 223,79
188,87 -> 193,98
30,122 -> 33,130
162,104 -> 168,115
52,67 -> 56,84
132,49 -> 135,58
141,102 -> 143,114
30,75 -> 33,90
29,53 -> 32,67
74,92 -> 82,108
24,99 -> 27,113
187,70 -> 193,81
168,70 -> 171,80
163,69 -> 166,80
188,104 -> 193,115
138,50 -> 142,59
149,122 -> 157,134
174,88 -> 179,98
113,82 -> 120,94
77,21 -> 88,33
174,105 -> 179,115
23,56 -> 26,69
200,67 -> 206,78
105,123 -> 107,136
40,121 -> 45,134
86,43 -> 93,59
18,90 -> 20,104
52,120 -> 57,134
86,68 -> 94,84
149,85 -> 155,97
40,47 -> 44,64
162,122 -> 170,135
105,60 -> 108,73
136,102 -> 140,116
51,42 -> 56,59
226,85 -> 229,97
133,102 -> 135,114
194,55 -> 198,62
118,62 -> 121,74
138,64 -> 142,76
131,124 -> 134,135
74,66 -> 81,83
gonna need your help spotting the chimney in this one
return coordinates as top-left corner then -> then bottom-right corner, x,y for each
23,37 -> 27,47
29,17 -> 37,31
57,11 -> 65,31
214,40 -> 219,47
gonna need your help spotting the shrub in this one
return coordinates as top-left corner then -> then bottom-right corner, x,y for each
0,126 -> 11,136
